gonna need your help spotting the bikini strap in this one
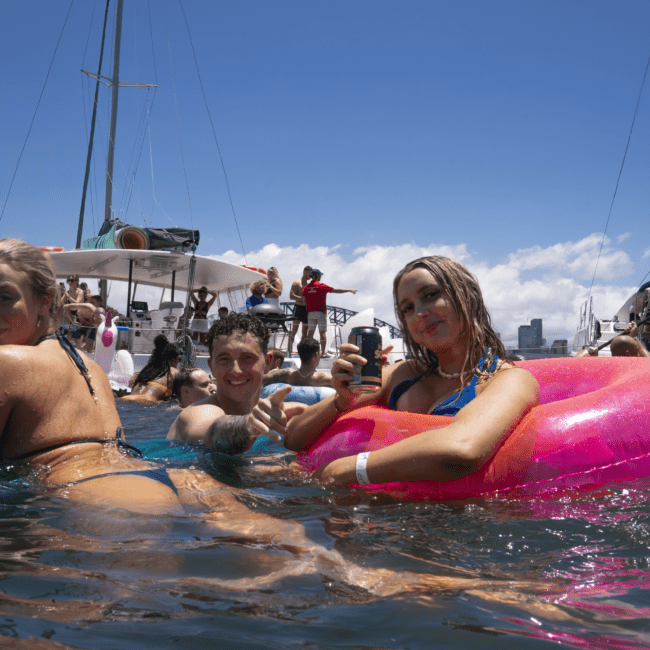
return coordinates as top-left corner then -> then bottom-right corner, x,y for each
54,331 -> 96,397
9,428 -> 142,461
115,426 -> 144,458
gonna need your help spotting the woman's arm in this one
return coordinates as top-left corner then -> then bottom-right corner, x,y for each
267,280 -> 283,298
311,367 -> 539,486
284,343 -> 395,451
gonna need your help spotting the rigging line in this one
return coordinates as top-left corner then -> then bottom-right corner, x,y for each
81,0 -> 99,68
177,0 -> 248,264
119,94 -> 151,217
78,0 -> 112,249
586,53 -> 650,304
0,0 -> 75,225
162,0 -> 195,237
145,0 -> 163,224
80,0 -> 98,157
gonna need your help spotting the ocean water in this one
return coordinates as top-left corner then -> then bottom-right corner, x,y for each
1,400 -> 649,649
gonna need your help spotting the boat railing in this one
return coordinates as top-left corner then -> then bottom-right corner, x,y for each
279,302 -> 401,339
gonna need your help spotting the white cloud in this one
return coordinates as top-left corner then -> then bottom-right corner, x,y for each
506,233 -> 633,280
99,235 -> 638,350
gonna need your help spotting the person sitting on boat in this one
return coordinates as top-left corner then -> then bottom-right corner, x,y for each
190,286 -> 217,345
122,335 -> 180,404
263,337 -> 332,388
172,366 -> 217,408
167,313 -> 306,451
218,306 -> 229,320
285,255 -> 539,486
264,267 -> 283,307
246,280 -> 269,311
610,324 -> 650,358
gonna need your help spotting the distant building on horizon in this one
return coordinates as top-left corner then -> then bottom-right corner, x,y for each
507,318 -> 570,359
550,339 -> 569,355
518,318 -> 544,350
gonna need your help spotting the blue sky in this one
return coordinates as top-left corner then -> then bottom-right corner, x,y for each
2,0 -> 650,347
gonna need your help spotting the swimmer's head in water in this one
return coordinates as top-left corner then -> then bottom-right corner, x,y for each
206,313 -> 269,357
393,255 -> 506,376
0,239 -> 59,321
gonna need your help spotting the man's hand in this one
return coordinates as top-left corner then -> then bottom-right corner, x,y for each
247,385 -> 293,443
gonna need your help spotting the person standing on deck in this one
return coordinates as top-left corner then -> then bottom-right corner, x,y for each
287,266 -> 312,357
62,274 -> 85,325
190,286 -> 217,345
303,269 -> 357,358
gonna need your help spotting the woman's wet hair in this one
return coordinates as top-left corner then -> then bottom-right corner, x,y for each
133,334 -> 180,387
0,239 -> 60,320
393,256 -> 507,379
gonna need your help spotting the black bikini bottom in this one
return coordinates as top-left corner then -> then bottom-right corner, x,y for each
58,467 -> 178,495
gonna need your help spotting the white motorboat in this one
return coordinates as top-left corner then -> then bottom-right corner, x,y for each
574,282 -> 650,355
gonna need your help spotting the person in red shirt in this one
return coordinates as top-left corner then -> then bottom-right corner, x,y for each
303,269 -> 357,357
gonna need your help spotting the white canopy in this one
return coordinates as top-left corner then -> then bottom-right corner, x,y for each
49,249 -> 264,294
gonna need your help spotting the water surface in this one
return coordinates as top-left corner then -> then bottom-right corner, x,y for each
1,400 -> 649,649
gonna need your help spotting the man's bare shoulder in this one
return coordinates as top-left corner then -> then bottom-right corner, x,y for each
308,372 -> 333,387
262,369 -> 296,386
168,393 -> 223,441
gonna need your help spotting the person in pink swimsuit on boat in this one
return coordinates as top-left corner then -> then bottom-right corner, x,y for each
286,255 -> 539,486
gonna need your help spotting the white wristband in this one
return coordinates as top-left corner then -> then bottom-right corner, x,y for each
355,452 -> 371,485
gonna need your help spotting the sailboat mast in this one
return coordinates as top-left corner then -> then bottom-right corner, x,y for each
104,0 -> 123,222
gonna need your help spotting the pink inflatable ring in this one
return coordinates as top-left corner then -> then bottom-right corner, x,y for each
297,357 -> 650,500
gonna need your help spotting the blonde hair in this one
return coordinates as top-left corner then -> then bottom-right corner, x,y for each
0,239 -> 60,320
393,256 -> 506,381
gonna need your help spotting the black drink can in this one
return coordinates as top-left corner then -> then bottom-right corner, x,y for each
348,326 -> 382,392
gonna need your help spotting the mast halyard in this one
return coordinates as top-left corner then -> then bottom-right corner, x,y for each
104,0 -> 124,224
79,0 -> 156,242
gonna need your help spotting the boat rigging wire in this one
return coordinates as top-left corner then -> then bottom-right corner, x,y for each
80,0 -> 101,237
586,54 -> 650,305
161,0 -> 196,245
177,0 -> 249,265
0,0 -> 75,226
78,0 -> 112,249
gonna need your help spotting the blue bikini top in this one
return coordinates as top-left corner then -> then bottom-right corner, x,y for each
388,355 -> 499,416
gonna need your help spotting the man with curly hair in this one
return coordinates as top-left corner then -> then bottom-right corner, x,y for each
167,313 -> 304,451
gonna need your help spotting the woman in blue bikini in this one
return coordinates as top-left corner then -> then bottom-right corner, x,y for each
285,255 -> 539,486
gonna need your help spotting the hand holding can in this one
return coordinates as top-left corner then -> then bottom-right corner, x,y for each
347,326 -> 382,392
